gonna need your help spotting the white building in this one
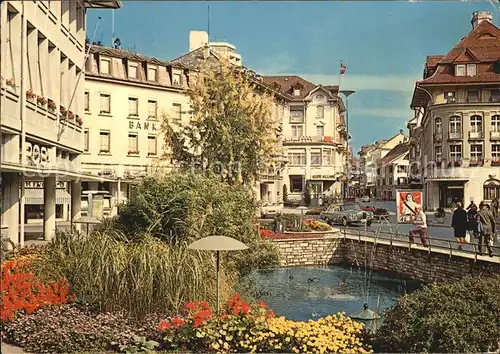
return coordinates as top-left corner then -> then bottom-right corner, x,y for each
1,0 -> 120,246
189,31 -> 242,66
410,11 -> 500,209
262,76 -> 347,204
376,142 -> 410,200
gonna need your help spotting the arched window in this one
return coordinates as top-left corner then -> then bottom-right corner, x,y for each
435,117 -> 442,133
483,178 -> 500,201
470,115 -> 483,133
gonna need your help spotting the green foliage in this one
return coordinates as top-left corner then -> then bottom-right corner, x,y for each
304,183 -> 312,206
162,59 -> 281,185
120,336 -> 160,354
374,276 -> 500,353
282,184 -> 288,205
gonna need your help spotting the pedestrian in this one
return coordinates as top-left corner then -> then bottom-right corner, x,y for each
477,202 -> 495,257
492,197 -> 499,219
467,200 -> 477,211
451,202 -> 468,250
408,206 -> 429,247
466,203 -> 478,240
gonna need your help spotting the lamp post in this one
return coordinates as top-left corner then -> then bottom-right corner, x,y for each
188,236 -> 249,316
340,90 -> 356,200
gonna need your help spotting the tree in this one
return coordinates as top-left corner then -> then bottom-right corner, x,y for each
374,275 -> 500,353
162,60 -> 281,185
282,184 -> 288,205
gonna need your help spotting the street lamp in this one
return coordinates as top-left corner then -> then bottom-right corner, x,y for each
340,90 -> 356,200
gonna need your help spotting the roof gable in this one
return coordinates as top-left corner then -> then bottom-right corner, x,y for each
453,48 -> 480,63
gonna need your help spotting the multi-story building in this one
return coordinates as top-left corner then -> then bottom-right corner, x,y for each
359,131 -> 406,198
410,11 -> 500,209
189,31 -> 242,66
81,32 -> 288,215
1,0 -> 120,246
376,142 -> 410,200
262,76 -> 347,204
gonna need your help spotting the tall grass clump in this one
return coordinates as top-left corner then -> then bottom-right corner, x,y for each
45,230 -> 236,317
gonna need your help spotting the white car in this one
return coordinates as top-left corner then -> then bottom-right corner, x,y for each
361,196 -> 370,202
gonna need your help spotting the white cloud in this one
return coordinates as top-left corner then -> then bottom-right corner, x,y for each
352,107 -> 412,119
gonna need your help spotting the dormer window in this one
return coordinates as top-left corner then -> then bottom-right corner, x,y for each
467,64 -> 477,76
293,88 -> 301,96
455,63 -> 476,77
148,65 -> 157,82
292,82 -> 304,97
128,62 -> 138,79
455,64 -> 466,76
172,72 -> 181,86
100,58 -> 110,74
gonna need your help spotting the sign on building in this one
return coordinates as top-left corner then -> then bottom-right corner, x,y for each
396,190 -> 423,224
25,141 -> 50,167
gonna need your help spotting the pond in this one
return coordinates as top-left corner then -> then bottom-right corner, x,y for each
250,265 -> 422,329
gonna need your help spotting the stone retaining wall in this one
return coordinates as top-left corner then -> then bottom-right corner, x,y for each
271,233 -> 500,283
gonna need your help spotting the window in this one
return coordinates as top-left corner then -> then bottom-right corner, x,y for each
323,149 -> 333,165
492,144 -> 500,163
316,125 -> 324,137
291,125 -> 304,137
100,58 -> 110,74
466,64 -> 477,76
483,179 -> 500,200
172,73 -> 181,86
172,103 -> 182,122
467,90 -> 479,102
445,91 -> 456,103
128,64 -> 138,79
491,90 -> 500,102
293,88 -> 301,96
311,149 -> 322,166
470,145 -> 483,163
470,115 -> 482,132
288,149 -> 306,165
83,129 -> 89,152
99,93 -> 110,114
492,115 -> 500,132
84,91 -> 89,112
99,131 -> 110,153
148,66 -> 157,81
289,175 -> 304,193
289,106 -> 304,123
128,133 -> 138,154
316,105 -> 324,118
449,144 -> 462,162
435,117 -> 442,133
455,64 -> 466,76
148,135 -> 157,156
128,97 -> 138,116
148,100 -> 157,118
435,145 -> 442,162
396,165 -> 407,173
449,116 -> 461,133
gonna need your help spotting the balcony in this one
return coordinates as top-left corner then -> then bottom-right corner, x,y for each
283,136 -> 336,145
448,132 -> 462,140
491,131 -> 500,140
468,131 -> 484,140
434,132 -> 443,142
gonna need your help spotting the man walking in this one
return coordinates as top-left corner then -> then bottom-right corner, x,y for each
451,202 -> 468,250
409,206 -> 429,247
477,202 -> 495,257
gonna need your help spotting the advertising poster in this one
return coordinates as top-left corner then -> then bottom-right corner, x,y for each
396,190 -> 423,224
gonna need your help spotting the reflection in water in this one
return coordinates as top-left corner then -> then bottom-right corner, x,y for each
250,265 -> 421,328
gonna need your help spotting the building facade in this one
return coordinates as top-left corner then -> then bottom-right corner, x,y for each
0,0 -> 120,246
410,11 -> 500,209
376,142 -> 410,200
262,76 -> 347,205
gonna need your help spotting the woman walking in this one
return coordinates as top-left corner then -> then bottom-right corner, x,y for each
451,202 -> 468,250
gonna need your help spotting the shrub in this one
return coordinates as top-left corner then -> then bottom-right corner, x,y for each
2,304 -> 163,353
374,276 -> 500,353
302,219 -> 332,231
1,258 -> 74,323
158,294 -> 372,353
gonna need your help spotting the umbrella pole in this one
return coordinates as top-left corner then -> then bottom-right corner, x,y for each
216,250 -> 220,316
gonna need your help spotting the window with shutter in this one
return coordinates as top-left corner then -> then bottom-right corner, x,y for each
148,135 -> 157,156
99,94 -> 110,114
128,97 -> 138,116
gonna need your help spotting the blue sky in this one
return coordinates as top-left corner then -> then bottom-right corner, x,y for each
87,1 -> 499,153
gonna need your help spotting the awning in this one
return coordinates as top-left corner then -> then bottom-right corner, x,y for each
24,189 -> 71,205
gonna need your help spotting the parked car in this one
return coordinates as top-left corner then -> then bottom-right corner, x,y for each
260,204 -> 279,219
320,203 -> 373,226
361,196 -> 370,202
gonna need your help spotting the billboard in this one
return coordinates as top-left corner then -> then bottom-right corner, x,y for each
396,190 -> 423,224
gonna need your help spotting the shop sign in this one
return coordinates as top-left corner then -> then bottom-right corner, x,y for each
25,142 -> 50,167
24,181 -> 66,189
128,121 -> 158,131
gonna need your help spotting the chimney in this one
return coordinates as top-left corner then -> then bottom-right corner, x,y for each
471,11 -> 493,30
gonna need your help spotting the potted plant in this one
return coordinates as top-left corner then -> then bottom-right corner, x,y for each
60,106 -> 67,119
67,111 -> 75,120
26,89 -> 36,101
37,95 -> 47,107
6,78 -> 15,88
76,115 -> 83,126
128,150 -> 139,155
434,207 -> 446,223
47,99 -> 56,112
99,149 -> 109,154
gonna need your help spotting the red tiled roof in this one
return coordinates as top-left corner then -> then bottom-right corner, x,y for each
419,20 -> 500,85
262,75 -> 339,100
426,55 -> 444,68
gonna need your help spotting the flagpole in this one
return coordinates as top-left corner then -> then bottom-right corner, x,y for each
338,60 -> 343,89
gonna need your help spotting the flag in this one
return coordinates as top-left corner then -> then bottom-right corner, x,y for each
340,62 -> 347,75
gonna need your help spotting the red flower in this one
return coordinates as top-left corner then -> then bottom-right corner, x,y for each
256,300 -> 268,308
157,320 -> 172,331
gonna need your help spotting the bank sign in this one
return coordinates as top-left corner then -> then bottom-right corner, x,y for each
25,141 -> 50,167
128,121 -> 158,131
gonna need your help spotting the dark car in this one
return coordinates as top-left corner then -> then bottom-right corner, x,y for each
320,203 -> 374,226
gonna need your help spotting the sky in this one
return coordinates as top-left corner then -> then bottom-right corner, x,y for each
87,1 -> 500,153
